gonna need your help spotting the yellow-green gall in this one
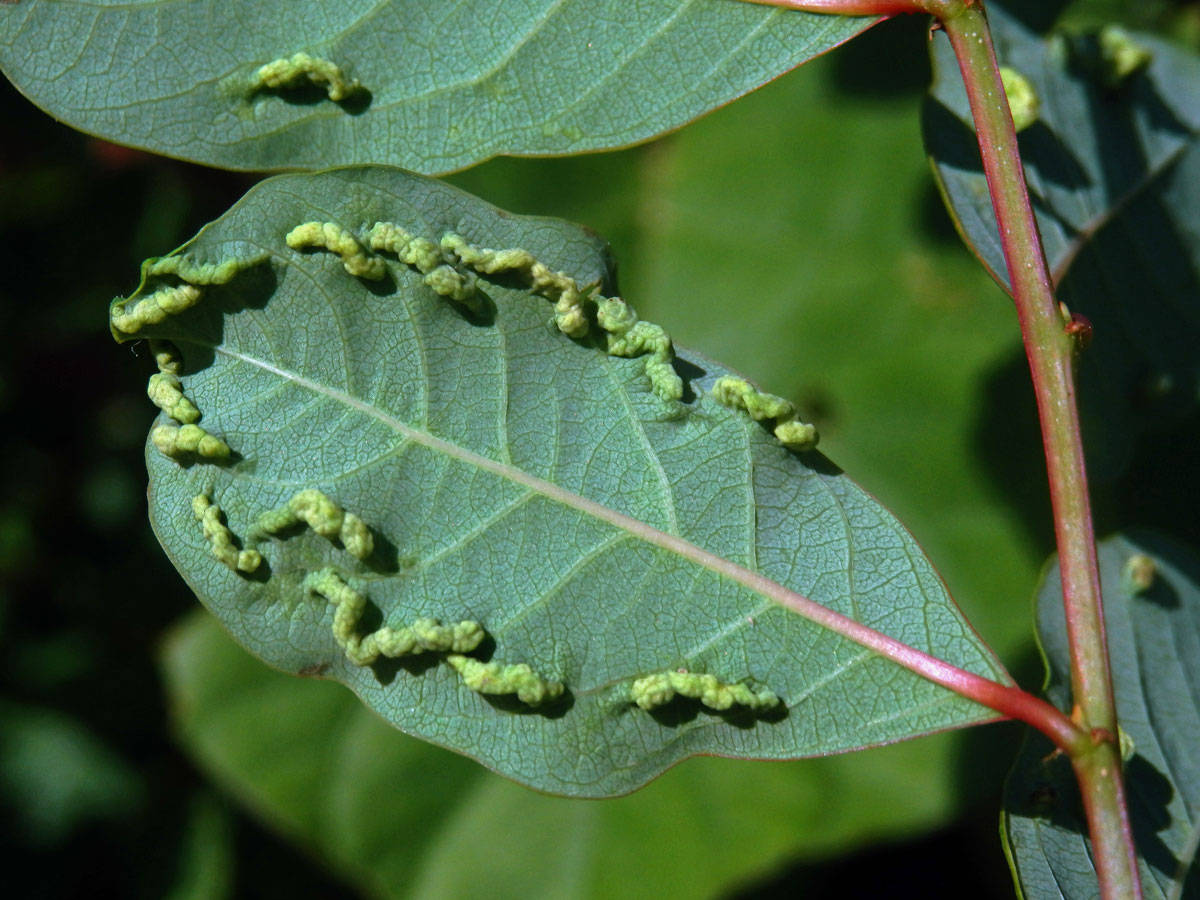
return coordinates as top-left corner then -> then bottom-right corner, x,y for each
440,232 -> 589,338
252,489 -> 374,560
253,52 -> 363,102
144,252 -> 268,285
445,654 -> 564,706
1122,553 -> 1157,594
1117,726 -> 1135,762
1098,25 -> 1153,88
422,265 -> 481,309
286,222 -> 385,280
344,618 -> 486,666
712,376 -> 792,420
302,569 -> 486,666
597,298 -> 682,401
192,494 -> 261,573
711,376 -> 818,452
630,670 -> 779,712
773,421 -> 820,452
111,284 -> 203,334
147,373 -> 200,425
368,223 -> 444,272
302,568 -> 367,647
150,340 -> 183,376
152,424 -> 231,460
1000,67 -> 1040,132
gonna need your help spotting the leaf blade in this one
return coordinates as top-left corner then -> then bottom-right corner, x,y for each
0,0 -> 872,173
133,165 -> 1007,796
1002,533 -> 1200,900
163,609 -> 1001,900
923,6 -> 1200,478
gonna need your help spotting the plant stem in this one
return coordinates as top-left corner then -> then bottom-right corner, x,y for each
739,0 -> 1140,895
928,2 -> 1139,897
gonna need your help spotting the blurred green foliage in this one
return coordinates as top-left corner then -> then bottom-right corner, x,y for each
1,0 -> 1196,897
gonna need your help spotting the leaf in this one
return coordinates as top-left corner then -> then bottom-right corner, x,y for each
620,33 -> 1042,665
122,165 -> 1008,797
1002,533 -> 1200,899
0,0 -> 871,174
163,609 -> 999,900
923,5 -> 1200,478
164,793 -> 234,900
0,699 -> 142,845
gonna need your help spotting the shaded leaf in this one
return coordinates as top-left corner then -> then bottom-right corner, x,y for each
163,609 -> 1003,900
0,700 -> 142,844
1002,533 -> 1200,899
165,792 -> 234,900
124,165 -> 1007,796
924,6 -> 1200,478
0,0 -> 870,174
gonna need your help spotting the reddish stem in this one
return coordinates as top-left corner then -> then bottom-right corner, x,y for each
737,0 -> 922,13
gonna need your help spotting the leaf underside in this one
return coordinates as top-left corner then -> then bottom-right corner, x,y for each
162,609 -> 990,900
924,6 -> 1200,479
1003,533 -> 1200,900
0,0 -> 871,174
123,166 -> 1006,797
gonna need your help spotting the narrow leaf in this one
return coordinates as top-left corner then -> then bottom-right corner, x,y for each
0,0 -> 871,174
923,6 -> 1200,477
1002,533 -> 1200,899
124,165 -> 1007,796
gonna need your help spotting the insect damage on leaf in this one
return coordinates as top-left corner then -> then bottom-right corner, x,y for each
301,568 -> 485,666
364,225 -> 685,401
111,251 -> 267,336
147,373 -> 200,424
1121,553 -> 1157,594
1097,25 -> 1153,87
144,251 -> 270,286
153,424 -> 231,460
142,340 -> 232,462
630,670 -> 780,712
111,284 -> 203,335
251,489 -> 374,561
711,376 -> 818,451
150,340 -> 183,376
193,494 -> 261,574
251,52 -> 364,102
366,222 -> 479,308
999,66 -> 1039,132
445,654 -> 565,707
441,232 -> 588,337
286,222 -> 386,280
596,298 -> 683,402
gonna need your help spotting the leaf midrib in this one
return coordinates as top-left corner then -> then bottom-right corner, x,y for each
212,341 -> 816,619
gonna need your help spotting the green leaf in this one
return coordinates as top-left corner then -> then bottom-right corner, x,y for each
165,793 -> 234,900
619,33 -> 1041,666
123,165 -> 1007,797
0,0 -> 871,174
163,609 -> 999,900
0,700 -> 142,845
1002,533 -> 1200,899
923,5 -> 1200,477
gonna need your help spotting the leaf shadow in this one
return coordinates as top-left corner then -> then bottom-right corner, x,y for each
457,287 -> 498,329
254,84 -> 373,116
1004,730 -> 1184,885
168,262 -> 279,373
673,354 -> 706,406
478,688 -> 574,720
638,696 -> 788,730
